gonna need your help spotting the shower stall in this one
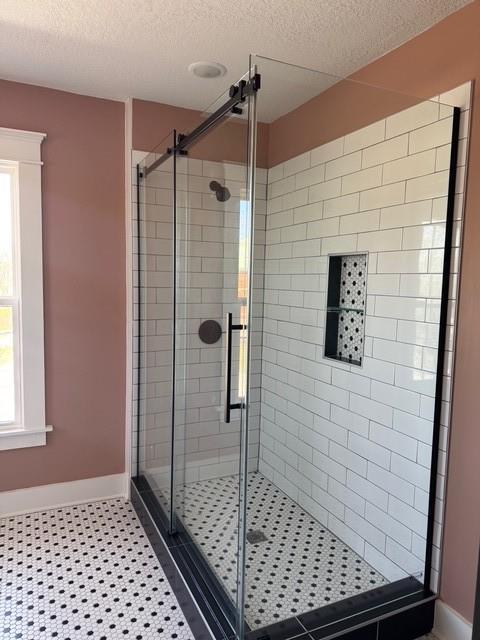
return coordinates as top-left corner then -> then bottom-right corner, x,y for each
131,55 -> 468,640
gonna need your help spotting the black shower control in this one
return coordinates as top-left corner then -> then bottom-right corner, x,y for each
198,319 -> 222,344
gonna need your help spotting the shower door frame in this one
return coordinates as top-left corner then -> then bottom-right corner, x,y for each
133,72 -> 261,640
236,65 -> 258,640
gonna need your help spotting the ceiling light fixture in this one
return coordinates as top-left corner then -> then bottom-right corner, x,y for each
188,61 -> 227,79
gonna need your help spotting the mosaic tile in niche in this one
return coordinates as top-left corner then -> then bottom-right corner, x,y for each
337,254 -> 366,364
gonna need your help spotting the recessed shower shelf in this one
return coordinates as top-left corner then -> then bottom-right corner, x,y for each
327,307 -> 364,314
324,253 -> 367,367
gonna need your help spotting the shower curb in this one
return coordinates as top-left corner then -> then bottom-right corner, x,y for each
130,477 -> 234,640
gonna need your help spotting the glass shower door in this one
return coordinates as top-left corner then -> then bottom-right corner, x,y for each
171,82 -> 257,635
135,132 -> 177,530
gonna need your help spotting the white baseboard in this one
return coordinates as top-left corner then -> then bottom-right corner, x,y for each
434,600 -> 473,640
0,473 -> 128,517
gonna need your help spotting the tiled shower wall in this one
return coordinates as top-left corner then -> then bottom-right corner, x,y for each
132,154 -> 266,488
258,86 -> 470,587
131,83 -> 469,591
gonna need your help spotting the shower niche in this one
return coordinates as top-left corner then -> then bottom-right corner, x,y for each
325,253 -> 367,366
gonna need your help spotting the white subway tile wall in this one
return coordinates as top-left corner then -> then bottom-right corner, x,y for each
259,85 -> 470,589
132,153 -> 267,493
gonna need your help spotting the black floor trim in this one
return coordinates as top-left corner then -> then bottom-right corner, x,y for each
298,576 -> 424,630
132,477 -> 238,640
245,580 -> 434,640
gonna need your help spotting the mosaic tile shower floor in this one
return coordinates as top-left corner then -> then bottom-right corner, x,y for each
0,499 -> 195,640
179,471 -> 388,629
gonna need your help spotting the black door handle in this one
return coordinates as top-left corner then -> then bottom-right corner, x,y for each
224,312 -> 245,423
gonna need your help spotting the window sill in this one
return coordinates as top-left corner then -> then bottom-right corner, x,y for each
0,425 -> 53,451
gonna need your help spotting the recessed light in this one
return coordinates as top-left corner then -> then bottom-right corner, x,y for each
188,61 -> 227,79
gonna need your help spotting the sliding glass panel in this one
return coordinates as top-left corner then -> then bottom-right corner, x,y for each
172,81 -> 257,634
135,132 -> 176,528
243,53 -> 463,633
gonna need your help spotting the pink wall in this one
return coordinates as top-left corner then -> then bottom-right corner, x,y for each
133,98 -> 270,167
0,80 -> 126,491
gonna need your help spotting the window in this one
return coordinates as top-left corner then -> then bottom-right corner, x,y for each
0,127 -> 52,450
237,197 -> 250,401
0,166 -> 18,424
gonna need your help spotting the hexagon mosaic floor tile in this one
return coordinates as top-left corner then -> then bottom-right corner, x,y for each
0,499 -> 195,640
180,472 -> 388,629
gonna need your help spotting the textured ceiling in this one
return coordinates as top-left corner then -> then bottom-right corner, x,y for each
0,0 -> 472,115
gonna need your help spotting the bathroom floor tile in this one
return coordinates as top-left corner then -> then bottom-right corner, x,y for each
177,471 -> 387,629
0,499 -> 195,640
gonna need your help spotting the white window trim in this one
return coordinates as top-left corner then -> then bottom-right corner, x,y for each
0,126 -> 53,450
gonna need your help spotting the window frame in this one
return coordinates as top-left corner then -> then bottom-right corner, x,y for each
0,127 -> 52,450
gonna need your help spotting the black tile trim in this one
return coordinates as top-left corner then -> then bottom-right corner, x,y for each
134,475 -> 174,542
133,475 -> 241,628
325,256 -> 342,361
377,599 -> 435,640
425,106 -> 461,586
131,479 -> 233,640
245,618 -> 306,640
298,576 -> 424,630
317,625 -> 377,640
309,593 -> 435,639
132,477 -> 238,640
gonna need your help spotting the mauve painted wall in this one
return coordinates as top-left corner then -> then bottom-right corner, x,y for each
266,3 -> 480,623
133,98 -> 270,167
0,80 -> 126,491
